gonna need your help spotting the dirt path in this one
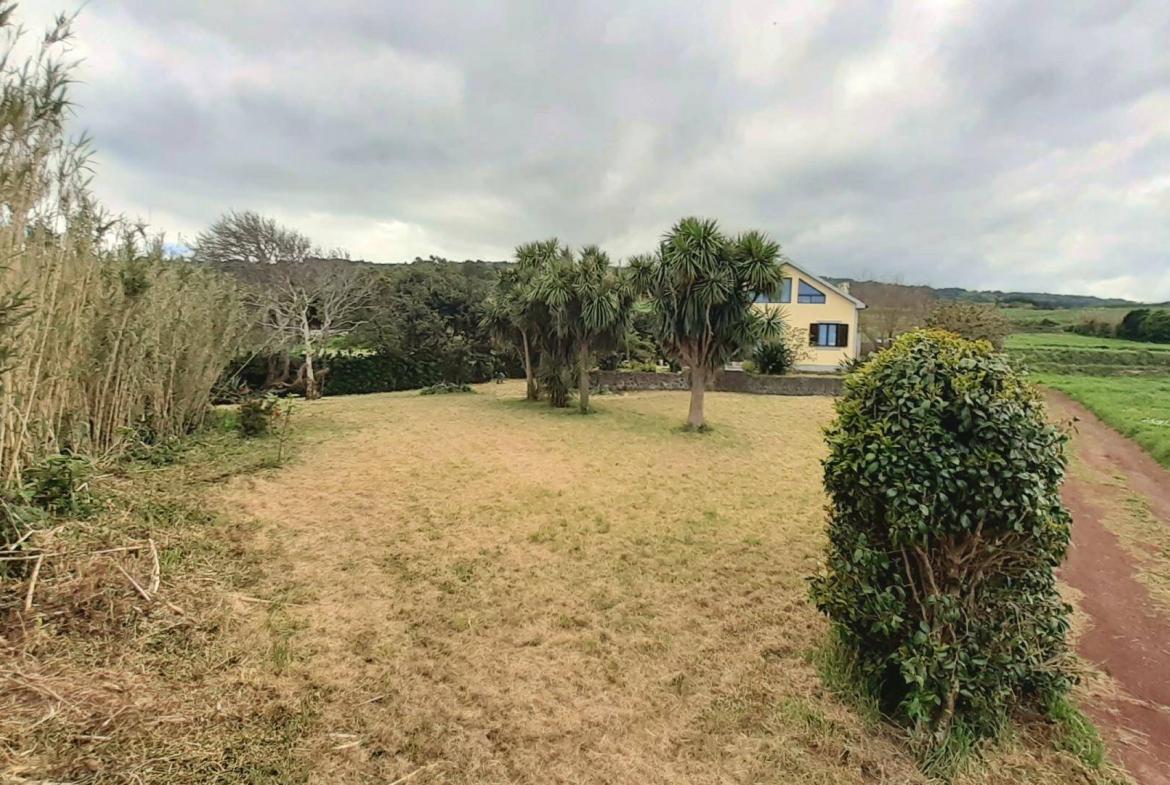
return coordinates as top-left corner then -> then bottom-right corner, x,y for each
1049,390 -> 1170,785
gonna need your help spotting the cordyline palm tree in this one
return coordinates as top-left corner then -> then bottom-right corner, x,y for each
630,217 -> 787,429
481,239 -> 562,400
533,245 -> 635,413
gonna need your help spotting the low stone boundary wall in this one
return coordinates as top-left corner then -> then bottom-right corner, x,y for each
590,369 -> 843,397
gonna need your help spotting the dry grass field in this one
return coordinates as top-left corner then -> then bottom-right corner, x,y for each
2,382 -> 1128,784
204,382 -> 1117,785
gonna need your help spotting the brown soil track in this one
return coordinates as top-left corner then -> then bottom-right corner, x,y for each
1049,390 -> 1170,785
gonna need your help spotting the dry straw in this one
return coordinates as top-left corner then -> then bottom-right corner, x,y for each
0,10 -> 249,490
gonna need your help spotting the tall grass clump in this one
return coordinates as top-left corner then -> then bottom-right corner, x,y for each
0,7 -> 248,491
810,330 -> 1075,774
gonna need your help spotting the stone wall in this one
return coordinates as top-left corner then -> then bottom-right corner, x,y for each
590,369 -> 843,397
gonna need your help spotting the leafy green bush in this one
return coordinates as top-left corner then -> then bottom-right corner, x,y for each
24,453 -> 97,516
125,435 -> 188,466
419,381 -> 474,395
810,330 -> 1074,764
238,397 -> 278,437
752,339 -> 796,375
1066,318 -> 1116,338
1115,308 -> 1170,343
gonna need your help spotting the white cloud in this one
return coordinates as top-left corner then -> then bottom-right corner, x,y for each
15,0 -> 1170,299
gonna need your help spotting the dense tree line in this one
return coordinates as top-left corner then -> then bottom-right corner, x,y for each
1071,307 -> 1170,343
347,259 -> 509,384
191,213 -> 516,398
209,213 -> 795,429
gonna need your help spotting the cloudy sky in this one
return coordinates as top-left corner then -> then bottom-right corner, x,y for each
22,0 -> 1170,300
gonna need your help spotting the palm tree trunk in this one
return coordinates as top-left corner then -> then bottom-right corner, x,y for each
577,341 -> 590,414
687,366 -> 707,429
522,330 -> 538,401
549,379 -> 568,408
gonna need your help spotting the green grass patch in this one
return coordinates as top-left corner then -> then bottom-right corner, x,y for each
807,629 -> 882,725
1038,373 -> 1170,468
1007,332 -> 1170,352
1048,695 -> 1108,770
1008,332 -> 1170,376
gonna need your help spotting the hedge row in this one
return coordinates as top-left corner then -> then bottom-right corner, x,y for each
1011,348 -> 1170,367
1023,363 -> 1170,377
324,352 -> 451,395
230,351 -> 501,397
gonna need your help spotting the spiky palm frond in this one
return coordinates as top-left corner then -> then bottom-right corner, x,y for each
639,217 -> 786,373
480,293 -> 518,346
515,238 -> 563,273
661,216 -> 725,288
734,230 -> 786,294
625,253 -> 662,298
530,245 -> 634,349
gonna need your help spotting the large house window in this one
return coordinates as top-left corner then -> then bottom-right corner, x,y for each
753,276 -> 793,304
809,322 -> 849,347
797,280 -> 826,304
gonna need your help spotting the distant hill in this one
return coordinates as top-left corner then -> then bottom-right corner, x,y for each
825,278 -> 1145,310
931,288 -> 1140,309
344,258 -> 1161,310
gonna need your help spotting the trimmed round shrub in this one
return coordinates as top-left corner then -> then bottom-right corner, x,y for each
810,330 -> 1074,754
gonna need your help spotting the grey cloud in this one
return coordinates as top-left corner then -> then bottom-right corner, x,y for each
21,0 -> 1170,299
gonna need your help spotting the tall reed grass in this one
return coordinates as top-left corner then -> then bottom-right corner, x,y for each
0,7 -> 249,489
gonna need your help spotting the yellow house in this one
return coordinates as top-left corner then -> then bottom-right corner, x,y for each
753,261 -> 866,372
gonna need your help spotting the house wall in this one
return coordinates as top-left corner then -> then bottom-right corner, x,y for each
754,263 -> 861,371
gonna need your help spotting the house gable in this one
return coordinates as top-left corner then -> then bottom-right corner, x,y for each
753,262 -> 866,372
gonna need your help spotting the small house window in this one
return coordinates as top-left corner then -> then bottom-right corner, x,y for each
797,280 -> 826,304
809,322 -> 849,347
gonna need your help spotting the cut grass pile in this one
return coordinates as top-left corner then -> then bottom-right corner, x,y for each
1038,374 -> 1170,469
0,420 -> 329,783
1,383 -> 1130,783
